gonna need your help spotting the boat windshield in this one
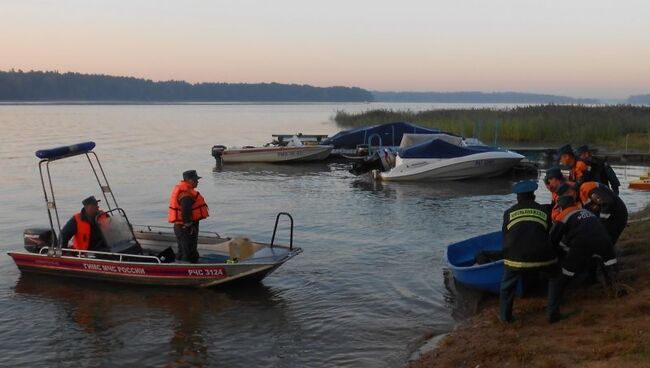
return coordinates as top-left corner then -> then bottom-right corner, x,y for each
97,211 -> 140,253
399,133 -> 463,148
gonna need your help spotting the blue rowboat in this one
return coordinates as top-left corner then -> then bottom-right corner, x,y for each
445,231 -> 522,295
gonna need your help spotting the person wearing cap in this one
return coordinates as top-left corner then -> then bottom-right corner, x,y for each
551,182 -> 579,222
549,195 -> 626,300
168,170 -> 210,263
557,144 -> 595,189
575,145 -> 620,195
499,180 -> 563,323
59,196 -> 108,251
578,181 -> 628,244
543,167 -> 566,221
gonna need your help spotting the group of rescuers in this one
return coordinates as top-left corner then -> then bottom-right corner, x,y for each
60,169 -> 209,263
500,144 -> 627,323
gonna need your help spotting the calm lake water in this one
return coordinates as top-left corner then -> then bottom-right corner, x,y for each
0,103 -> 648,367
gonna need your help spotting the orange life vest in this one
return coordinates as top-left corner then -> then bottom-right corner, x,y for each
556,204 -> 583,223
570,160 -> 589,182
550,191 -> 562,223
578,181 -> 600,204
72,212 -> 92,250
168,181 -> 209,224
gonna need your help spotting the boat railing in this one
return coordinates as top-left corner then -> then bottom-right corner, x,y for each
270,212 -> 294,251
39,247 -> 162,264
132,224 -> 222,239
366,133 -> 383,155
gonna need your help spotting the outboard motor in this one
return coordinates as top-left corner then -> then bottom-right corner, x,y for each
349,149 -> 396,176
349,152 -> 384,176
23,228 -> 54,253
211,145 -> 226,168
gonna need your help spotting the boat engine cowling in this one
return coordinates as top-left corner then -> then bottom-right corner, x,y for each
23,228 -> 55,253
349,149 -> 395,176
349,152 -> 384,176
211,145 -> 226,166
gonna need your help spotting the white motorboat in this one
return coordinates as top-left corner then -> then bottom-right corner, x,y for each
350,133 -> 524,181
212,136 -> 333,164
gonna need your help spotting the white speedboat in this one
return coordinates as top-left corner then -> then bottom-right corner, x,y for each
350,133 -> 524,181
212,136 -> 332,164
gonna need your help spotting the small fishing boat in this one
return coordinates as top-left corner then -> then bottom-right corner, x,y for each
446,231 -> 521,295
629,171 -> 650,190
211,135 -> 332,164
8,142 -> 302,288
350,133 -> 524,181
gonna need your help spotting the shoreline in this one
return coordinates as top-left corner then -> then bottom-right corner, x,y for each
407,206 -> 650,368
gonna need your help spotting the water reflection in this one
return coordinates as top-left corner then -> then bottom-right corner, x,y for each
213,162 -> 332,177
13,274 -> 284,367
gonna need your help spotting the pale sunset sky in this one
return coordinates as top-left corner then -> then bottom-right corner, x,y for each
1,0 -> 649,99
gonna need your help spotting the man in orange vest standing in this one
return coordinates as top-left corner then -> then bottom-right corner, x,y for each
168,170 -> 209,263
60,196 -> 107,251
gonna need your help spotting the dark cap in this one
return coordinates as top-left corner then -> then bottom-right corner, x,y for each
182,170 -> 202,181
544,167 -> 564,181
557,144 -> 574,156
512,180 -> 538,194
82,196 -> 101,206
575,145 -> 590,155
557,195 -> 576,209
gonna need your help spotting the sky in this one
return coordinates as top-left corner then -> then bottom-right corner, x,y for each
1,0 -> 649,99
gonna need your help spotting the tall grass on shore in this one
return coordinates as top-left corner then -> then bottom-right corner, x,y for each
334,105 -> 650,150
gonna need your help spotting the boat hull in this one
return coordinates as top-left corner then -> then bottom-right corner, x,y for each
222,145 -> 332,163
378,151 -> 524,181
629,180 -> 650,190
446,231 -> 522,295
8,249 -> 300,288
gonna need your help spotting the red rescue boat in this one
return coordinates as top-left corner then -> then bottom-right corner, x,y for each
7,142 -> 302,288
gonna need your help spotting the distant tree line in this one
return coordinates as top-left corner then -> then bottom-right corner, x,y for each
627,94 -> 650,104
372,91 -> 598,104
0,70 -> 374,102
334,105 -> 650,150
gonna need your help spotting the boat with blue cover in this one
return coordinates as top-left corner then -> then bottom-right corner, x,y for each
350,132 -> 524,181
446,231 -> 522,295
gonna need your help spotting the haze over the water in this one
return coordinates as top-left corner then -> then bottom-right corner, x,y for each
2,0 -> 649,99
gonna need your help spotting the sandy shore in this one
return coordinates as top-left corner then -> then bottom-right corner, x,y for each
408,207 -> 650,368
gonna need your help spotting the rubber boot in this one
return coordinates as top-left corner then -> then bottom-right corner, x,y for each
603,264 -> 627,298
547,275 -> 571,323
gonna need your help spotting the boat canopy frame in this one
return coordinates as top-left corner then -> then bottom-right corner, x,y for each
35,141 -> 125,253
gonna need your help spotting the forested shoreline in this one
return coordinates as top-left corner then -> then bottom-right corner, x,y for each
0,70 -> 373,102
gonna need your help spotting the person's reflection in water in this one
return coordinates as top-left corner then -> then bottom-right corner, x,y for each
152,291 -> 216,367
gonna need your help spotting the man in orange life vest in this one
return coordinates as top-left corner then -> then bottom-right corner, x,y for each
168,170 -> 209,263
557,144 -> 595,189
60,196 -> 108,251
